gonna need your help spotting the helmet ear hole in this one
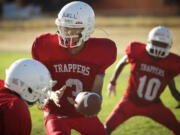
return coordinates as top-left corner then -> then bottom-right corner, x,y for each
161,52 -> 165,56
28,88 -> 33,93
79,33 -> 82,38
150,48 -> 154,53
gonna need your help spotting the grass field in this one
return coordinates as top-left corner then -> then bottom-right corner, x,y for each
0,16 -> 180,135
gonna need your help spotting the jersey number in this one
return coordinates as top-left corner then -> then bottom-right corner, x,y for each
137,75 -> 161,101
66,79 -> 83,105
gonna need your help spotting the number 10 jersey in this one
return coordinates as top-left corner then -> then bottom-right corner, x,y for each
124,41 -> 180,106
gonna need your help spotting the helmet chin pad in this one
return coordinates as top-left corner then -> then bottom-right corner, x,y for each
146,43 -> 170,58
25,100 -> 36,107
58,35 -> 77,48
57,28 -> 83,48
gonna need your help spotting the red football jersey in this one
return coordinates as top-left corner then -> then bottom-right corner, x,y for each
0,80 -> 31,135
32,33 -> 117,117
124,41 -> 180,105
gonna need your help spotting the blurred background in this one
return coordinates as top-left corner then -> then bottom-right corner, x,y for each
0,0 -> 180,18
0,1 -> 180,135
0,0 -> 180,55
0,0 -> 180,19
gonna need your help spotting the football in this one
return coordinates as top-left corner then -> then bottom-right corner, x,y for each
74,91 -> 102,117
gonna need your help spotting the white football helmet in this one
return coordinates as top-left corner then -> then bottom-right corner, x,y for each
55,1 -> 95,48
5,58 -> 55,106
146,26 -> 172,58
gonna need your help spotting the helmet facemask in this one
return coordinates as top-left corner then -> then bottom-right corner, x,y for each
57,26 -> 85,48
146,40 -> 171,58
146,26 -> 172,58
5,77 -> 55,107
5,58 -> 57,107
55,1 -> 95,48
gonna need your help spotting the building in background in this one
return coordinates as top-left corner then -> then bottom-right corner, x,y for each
92,0 -> 180,16
0,0 -> 180,19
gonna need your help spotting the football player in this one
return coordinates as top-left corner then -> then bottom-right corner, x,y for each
31,1 -> 117,135
0,58 -> 64,135
105,26 -> 180,135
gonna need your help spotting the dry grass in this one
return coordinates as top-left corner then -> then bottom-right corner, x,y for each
0,16 -> 180,55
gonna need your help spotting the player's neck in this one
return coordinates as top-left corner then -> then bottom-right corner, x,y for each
148,54 -> 163,61
67,42 -> 85,55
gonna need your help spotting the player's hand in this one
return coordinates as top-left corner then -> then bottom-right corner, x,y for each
107,83 -> 116,97
49,85 -> 67,107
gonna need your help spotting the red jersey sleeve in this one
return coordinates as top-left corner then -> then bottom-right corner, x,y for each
15,100 -> 32,135
31,33 -> 55,61
31,34 -> 45,61
0,80 -> 4,89
125,41 -> 146,63
97,38 -> 117,74
125,41 -> 136,63
31,36 -> 40,61
167,53 -> 180,79
4,99 -> 32,135
0,109 -> 3,135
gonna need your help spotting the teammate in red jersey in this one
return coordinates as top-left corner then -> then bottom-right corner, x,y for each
105,26 -> 180,135
31,1 -> 117,135
0,58 -> 62,135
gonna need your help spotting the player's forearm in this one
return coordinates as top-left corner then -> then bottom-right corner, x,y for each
110,68 -> 123,84
170,89 -> 180,102
91,74 -> 104,98
168,80 -> 180,102
110,56 -> 128,84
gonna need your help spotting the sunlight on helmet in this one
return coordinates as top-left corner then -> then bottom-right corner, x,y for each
146,26 -> 172,58
55,1 -> 95,48
5,59 -> 55,107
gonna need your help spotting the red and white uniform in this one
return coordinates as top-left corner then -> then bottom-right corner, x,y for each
0,80 -> 31,135
32,33 -> 117,135
105,41 -> 180,135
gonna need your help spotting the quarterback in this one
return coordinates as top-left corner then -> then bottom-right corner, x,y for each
31,1 -> 117,135
0,58 -> 61,135
105,26 -> 180,135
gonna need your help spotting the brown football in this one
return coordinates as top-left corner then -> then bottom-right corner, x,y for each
74,92 -> 102,117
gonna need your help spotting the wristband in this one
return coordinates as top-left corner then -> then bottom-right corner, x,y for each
110,81 -> 116,86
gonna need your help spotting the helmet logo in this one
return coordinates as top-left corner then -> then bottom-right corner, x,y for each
63,13 -> 77,19
75,21 -> 83,24
63,19 -> 73,24
154,33 -> 170,39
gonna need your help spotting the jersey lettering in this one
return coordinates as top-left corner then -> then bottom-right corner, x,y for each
53,64 -> 90,76
140,63 -> 164,77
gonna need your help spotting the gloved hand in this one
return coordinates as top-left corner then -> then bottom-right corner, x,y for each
48,85 -> 67,107
107,82 -> 116,97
